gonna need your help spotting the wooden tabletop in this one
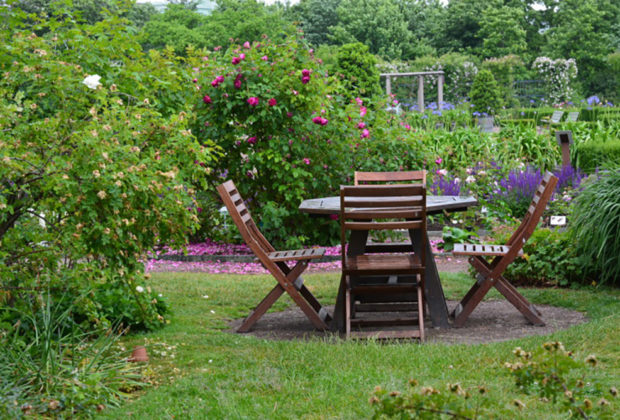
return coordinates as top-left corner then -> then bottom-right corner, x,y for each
299,195 -> 478,216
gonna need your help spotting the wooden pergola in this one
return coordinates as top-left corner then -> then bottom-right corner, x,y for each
380,71 -> 445,112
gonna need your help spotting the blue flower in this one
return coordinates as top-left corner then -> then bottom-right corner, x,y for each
586,95 -> 600,106
473,111 -> 481,117
432,110 -> 442,116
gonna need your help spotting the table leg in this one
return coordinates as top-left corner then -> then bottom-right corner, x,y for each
412,229 -> 451,328
331,230 -> 368,332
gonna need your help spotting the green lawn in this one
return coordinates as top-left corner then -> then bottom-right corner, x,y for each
102,271 -> 619,419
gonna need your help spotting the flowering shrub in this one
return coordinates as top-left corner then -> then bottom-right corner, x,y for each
532,57 -> 578,105
194,35 -> 360,247
0,6 -> 218,332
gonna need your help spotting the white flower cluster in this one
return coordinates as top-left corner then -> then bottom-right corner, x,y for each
532,57 -> 578,105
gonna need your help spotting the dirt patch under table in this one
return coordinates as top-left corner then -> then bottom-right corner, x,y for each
229,300 -> 586,344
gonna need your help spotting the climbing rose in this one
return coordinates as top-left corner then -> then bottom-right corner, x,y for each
360,106 -> 367,117
303,158 -> 311,165
357,122 -> 366,129
247,97 -> 259,106
203,95 -> 212,104
360,129 -> 370,139
435,158 -> 442,165
234,74 -> 242,89
247,136 -> 257,144
232,56 -> 241,65
301,76 -> 310,84
261,55 -> 268,61
243,41 -> 251,49
268,98 -> 277,106
355,97 -> 363,106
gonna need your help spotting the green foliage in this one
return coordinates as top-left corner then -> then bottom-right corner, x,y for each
571,170 -> 620,286
0,3 -> 218,331
573,140 -> 620,173
332,42 -> 381,98
329,0 -> 412,60
506,343 -> 617,418
482,55 -> 527,108
478,2 -> 527,59
503,228 -> 585,287
439,226 -> 478,252
0,292 -> 147,417
469,69 -> 502,115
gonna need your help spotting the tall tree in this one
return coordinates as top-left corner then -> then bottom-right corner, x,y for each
292,0 -> 342,46
478,2 -> 527,58
328,0 -> 413,60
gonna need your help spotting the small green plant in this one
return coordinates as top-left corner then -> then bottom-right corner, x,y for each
503,228 -> 585,287
439,225 -> 479,252
469,69 -> 502,116
506,342 -> 617,419
0,292 -> 147,417
370,380 -> 491,419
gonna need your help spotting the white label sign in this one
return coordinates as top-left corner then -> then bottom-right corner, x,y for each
550,215 -> 567,226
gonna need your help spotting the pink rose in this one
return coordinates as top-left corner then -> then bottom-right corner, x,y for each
247,97 -> 259,106
360,129 -> 370,139
303,158 -> 311,165
232,56 -> 241,65
268,98 -> 277,106
355,97 -> 363,106
301,76 -> 310,84
301,69 -> 311,77
211,75 -> 224,87
203,95 -> 212,104
435,158 -> 442,165
312,116 -> 328,126
243,41 -> 250,49
247,136 -> 257,144
287,112 -> 293,118
239,53 -> 245,60
360,106 -> 367,117
234,74 -> 242,89
357,122 -> 366,129
192,78 -> 198,83
261,55 -> 268,61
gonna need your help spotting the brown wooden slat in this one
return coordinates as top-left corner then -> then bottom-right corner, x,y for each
267,248 -> 325,262
345,220 -> 423,231
354,170 -> 426,185
355,303 -> 418,312
343,198 -> 425,208
348,330 -> 422,340
344,208 -> 424,219
341,184 -> 425,197
351,318 -> 419,327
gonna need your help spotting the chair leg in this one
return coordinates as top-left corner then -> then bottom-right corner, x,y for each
494,278 -> 545,326
238,284 -> 285,333
417,277 -> 425,342
452,275 -> 496,328
299,284 -> 333,322
470,256 -> 545,326
345,276 -> 351,339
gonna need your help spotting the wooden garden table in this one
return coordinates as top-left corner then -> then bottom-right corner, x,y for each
299,195 -> 478,330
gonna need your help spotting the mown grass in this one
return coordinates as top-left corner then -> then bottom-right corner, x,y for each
102,271 -> 619,419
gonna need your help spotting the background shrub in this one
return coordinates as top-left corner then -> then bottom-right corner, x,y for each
332,42 -> 382,99
469,69 -> 502,115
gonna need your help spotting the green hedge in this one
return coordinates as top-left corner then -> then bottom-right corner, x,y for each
504,107 -> 620,125
573,140 -> 620,173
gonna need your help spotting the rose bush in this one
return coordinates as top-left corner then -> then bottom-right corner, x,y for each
193,35 -> 374,247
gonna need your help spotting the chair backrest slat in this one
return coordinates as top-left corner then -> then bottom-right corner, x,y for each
354,170 -> 426,186
216,180 -> 276,257
506,172 -> 558,247
340,184 -> 427,265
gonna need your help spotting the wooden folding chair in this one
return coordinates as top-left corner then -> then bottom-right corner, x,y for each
354,170 -> 426,186
340,184 -> 427,340
217,180 -> 331,333
451,172 -> 558,327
